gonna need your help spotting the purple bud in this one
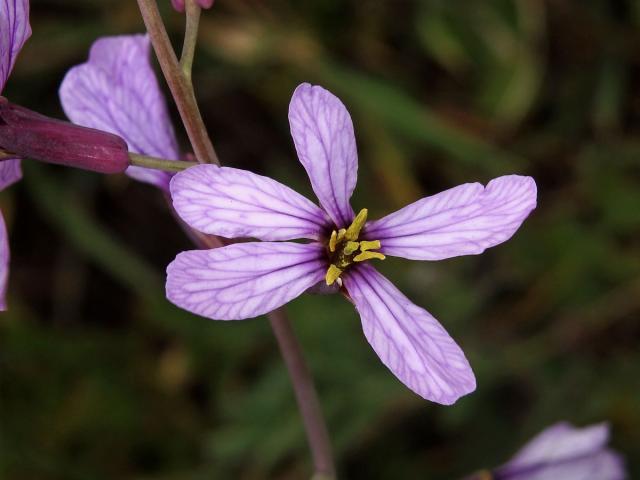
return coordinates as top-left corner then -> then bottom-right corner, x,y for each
0,98 -> 130,174
171,0 -> 214,12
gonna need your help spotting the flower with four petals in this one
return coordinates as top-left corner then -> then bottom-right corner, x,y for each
166,83 -> 537,404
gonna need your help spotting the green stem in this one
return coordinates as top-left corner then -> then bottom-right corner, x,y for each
137,2 -> 336,477
136,0 -> 218,165
180,0 -> 201,79
129,152 -> 197,172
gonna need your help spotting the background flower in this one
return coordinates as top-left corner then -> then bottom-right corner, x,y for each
60,34 -> 179,190
0,0 -> 30,309
171,0 -> 214,12
492,422 -> 626,480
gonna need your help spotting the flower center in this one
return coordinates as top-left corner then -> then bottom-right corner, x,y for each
325,208 -> 385,286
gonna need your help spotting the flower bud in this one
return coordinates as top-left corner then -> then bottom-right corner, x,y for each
0,98 -> 130,174
171,0 -> 214,12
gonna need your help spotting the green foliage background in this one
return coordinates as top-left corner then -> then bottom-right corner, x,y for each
1,1 -> 639,478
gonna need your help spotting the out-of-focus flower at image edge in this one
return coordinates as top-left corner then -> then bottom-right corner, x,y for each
467,422 -> 626,480
0,0 -> 31,310
171,0 -> 214,13
60,34 -> 180,191
166,83 -> 538,405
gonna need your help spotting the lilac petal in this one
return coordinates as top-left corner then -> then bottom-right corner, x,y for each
171,164 -> 330,241
0,0 -> 31,92
365,175 -> 537,261
343,264 -> 476,404
499,422 -> 612,474
496,450 -> 626,480
289,83 -> 357,228
59,34 -> 179,189
0,158 -> 21,191
0,212 -> 9,310
166,242 -> 326,320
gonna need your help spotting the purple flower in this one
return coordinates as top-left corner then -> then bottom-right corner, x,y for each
165,83 -> 537,404
60,34 -> 180,190
486,422 -> 626,480
171,0 -> 214,12
0,0 -> 30,310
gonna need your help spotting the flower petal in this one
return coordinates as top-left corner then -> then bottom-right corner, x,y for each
0,0 -> 30,92
497,450 -> 626,480
365,175 -> 536,261
166,242 -> 326,320
0,212 -> 9,310
289,83 -> 357,228
0,158 -> 21,191
500,422 -> 612,473
343,264 -> 476,404
171,164 -> 329,241
59,34 -> 179,189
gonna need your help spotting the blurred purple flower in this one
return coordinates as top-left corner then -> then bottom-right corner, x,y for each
171,0 -> 214,12
60,34 -> 180,190
0,0 -> 30,310
165,83 -> 537,404
472,422 -> 626,480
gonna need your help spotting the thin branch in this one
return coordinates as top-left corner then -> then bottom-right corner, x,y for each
268,308 -> 336,479
180,0 -> 201,78
138,2 -> 336,476
129,152 -> 197,172
136,0 -> 218,165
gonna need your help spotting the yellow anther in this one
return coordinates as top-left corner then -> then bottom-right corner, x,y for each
343,241 -> 360,255
345,209 -> 368,241
359,240 -> 381,252
353,251 -> 386,262
325,264 -> 343,286
329,231 -> 338,252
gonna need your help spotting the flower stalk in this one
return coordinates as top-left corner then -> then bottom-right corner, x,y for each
129,152 -> 197,172
180,0 -> 201,78
136,2 -> 336,476
268,308 -> 336,479
136,0 -> 218,165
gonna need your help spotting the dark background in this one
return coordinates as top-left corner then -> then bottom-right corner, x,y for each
1,1 -> 639,478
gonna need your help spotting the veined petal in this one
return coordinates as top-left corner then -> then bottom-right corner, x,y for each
365,175 -> 536,261
0,0 -> 31,92
496,423 -> 626,480
496,450 -> 626,480
0,158 -> 21,191
59,34 -> 179,189
166,242 -> 326,320
501,422 -> 610,472
343,264 -> 475,405
289,83 -> 357,228
171,164 -> 329,241
0,212 -> 9,310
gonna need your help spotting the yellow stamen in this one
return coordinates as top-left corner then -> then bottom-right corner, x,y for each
343,241 -> 360,255
359,240 -> 381,252
325,264 -> 343,286
353,251 -> 386,262
345,208 -> 368,241
329,231 -> 338,252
